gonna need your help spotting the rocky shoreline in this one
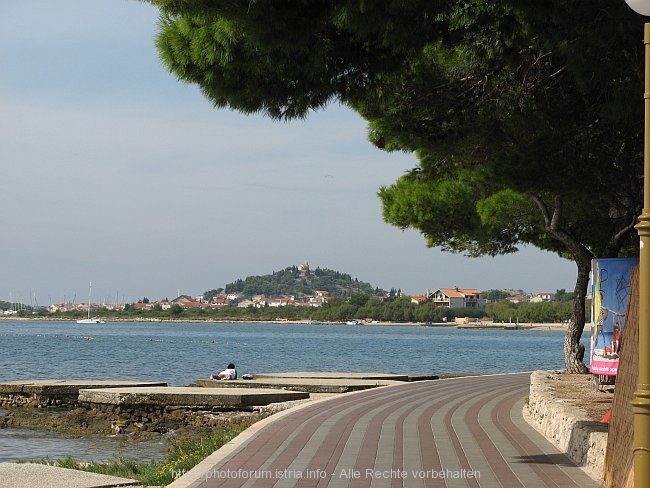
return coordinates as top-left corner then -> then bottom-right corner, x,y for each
0,391 -> 319,441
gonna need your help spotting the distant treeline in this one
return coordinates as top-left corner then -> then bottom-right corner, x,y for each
32,292 -> 586,324
485,300 -> 583,324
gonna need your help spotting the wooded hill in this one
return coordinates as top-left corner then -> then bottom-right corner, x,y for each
212,265 -> 387,299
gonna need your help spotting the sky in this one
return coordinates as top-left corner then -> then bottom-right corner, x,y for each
0,0 -> 578,306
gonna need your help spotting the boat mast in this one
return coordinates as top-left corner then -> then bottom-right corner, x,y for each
87,282 -> 92,319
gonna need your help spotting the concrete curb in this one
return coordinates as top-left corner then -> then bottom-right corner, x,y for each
523,370 -> 607,481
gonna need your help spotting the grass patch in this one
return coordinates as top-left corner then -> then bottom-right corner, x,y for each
34,428 -> 241,487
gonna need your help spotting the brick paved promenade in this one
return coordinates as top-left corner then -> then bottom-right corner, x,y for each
171,373 -> 601,488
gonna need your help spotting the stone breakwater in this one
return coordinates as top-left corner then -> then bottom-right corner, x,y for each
0,394 -> 313,438
0,380 -> 168,409
0,403 -> 269,437
0,380 -> 313,438
524,370 -> 608,480
0,392 -> 74,409
76,395 -> 311,436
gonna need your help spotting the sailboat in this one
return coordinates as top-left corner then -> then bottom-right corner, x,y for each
76,282 -> 106,324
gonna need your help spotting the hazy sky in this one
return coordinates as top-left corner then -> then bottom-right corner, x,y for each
1,1 -> 578,306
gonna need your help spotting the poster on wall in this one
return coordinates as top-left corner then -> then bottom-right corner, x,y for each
590,258 -> 638,377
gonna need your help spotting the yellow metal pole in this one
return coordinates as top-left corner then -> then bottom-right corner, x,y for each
633,21 -> 650,488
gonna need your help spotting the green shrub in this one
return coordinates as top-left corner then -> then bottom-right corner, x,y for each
34,429 -> 240,487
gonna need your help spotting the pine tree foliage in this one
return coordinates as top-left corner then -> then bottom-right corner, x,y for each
147,0 -> 646,372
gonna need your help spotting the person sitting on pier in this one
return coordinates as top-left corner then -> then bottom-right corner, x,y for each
210,363 -> 237,380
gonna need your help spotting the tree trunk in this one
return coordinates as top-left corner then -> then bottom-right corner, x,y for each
564,256 -> 590,373
530,194 -> 593,373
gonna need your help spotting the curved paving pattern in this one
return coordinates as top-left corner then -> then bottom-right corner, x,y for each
174,373 -> 601,488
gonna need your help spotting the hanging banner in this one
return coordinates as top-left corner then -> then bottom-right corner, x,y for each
590,258 -> 638,376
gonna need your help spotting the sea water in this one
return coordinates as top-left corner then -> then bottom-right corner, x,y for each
0,320 -> 588,462
0,419 -> 168,463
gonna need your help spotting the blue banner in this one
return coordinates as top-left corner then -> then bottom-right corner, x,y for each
590,258 -> 638,376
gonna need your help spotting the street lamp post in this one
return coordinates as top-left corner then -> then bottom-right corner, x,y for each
625,1 -> 650,486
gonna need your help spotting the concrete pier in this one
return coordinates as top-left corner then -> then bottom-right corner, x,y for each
251,371 -> 411,381
0,380 -> 167,407
194,371 -> 440,393
78,386 -> 309,408
195,377 -> 402,393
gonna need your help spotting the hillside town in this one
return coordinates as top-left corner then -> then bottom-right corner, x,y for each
36,287 -> 559,316
4,260 -> 563,317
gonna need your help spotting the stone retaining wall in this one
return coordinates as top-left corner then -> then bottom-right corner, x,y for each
0,397 -> 308,438
0,380 -> 168,409
0,401 -> 289,437
524,370 -> 607,481
0,393 -> 77,408
78,402 -> 271,435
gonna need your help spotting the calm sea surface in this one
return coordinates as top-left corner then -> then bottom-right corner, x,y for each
0,320 -> 589,463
